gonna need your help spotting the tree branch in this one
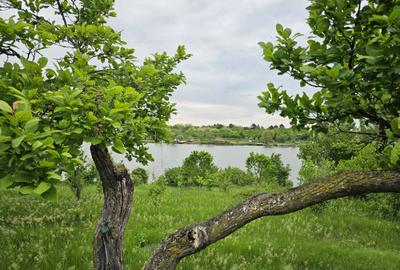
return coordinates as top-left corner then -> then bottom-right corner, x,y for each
143,170 -> 400,270
56,0 -> 68,26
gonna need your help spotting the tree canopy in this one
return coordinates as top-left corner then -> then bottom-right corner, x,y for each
0,0 -> 190,197
258,0 -> 400,166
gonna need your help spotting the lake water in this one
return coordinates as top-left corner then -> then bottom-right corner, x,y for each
84,143 -> 301,186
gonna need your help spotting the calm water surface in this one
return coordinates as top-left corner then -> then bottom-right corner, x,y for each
84,143 -> 301,186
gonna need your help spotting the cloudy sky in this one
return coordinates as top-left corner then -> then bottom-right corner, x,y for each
109,0 -> 312,127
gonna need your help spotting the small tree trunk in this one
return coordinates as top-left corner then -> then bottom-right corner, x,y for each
90,144 -> 134,270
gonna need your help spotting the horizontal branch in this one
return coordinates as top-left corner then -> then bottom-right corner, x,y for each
143,170 -> 400,270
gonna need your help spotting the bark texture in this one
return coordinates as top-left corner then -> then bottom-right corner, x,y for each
143,170 -> 400,270
90,144 -> 134,270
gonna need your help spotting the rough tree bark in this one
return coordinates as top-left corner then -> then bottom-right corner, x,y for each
143,170 -> 400,270
90,144 -> 134,270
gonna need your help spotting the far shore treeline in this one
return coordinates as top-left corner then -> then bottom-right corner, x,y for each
167,123 -> 310,146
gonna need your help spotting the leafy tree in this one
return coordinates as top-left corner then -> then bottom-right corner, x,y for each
258,0 -> 400,161
181,150 -> 218,186
0,0 -> 189,268
246,152 -> 291,186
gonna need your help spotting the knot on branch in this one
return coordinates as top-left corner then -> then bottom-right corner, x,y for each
187,226 -> 208,249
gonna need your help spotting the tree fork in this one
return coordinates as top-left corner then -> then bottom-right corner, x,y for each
90,144 -> 134,270
143,170 -> 400,270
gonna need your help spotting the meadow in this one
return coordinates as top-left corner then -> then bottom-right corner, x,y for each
1,184 -> 400,270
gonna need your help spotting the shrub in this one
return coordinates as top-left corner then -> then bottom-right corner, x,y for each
246,152 -> 291,187
181,151 -> 218,186
148,180 -> 166,206
162,167 -> 184,187
130,168 -> 149,185
298,159 -> 335,185
218,167 -> 255,186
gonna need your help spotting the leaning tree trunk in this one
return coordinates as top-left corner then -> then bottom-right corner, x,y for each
90,144 -> 134,270
143,170 -> 400,270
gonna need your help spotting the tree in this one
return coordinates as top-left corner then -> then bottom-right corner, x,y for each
181,150 -> 218,186
0,0 -> 189,269
246,152 -> 291,186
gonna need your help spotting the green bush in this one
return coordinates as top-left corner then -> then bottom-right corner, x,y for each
181,151 -> 218,186
246,152 -> 291,187
298,159 -> 335,185
162,167 -> 184,187
217,167 -> 255,186
130,168 -> 149,185
148,180 -> 166,206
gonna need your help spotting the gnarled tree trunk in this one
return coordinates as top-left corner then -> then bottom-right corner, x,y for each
143,170 -> 400,270
90,144 -> 134,270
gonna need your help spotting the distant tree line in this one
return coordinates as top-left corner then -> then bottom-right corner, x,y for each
169,124 -> 310,145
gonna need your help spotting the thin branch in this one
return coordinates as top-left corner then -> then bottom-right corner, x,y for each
56,0 -> 68,26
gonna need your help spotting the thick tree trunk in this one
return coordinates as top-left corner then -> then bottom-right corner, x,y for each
143,170 -> 400,270
90,144 -> 134,270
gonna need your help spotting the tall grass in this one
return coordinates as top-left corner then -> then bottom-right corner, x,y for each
0,185 -> 399,269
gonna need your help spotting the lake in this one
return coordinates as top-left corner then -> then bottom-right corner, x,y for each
83,143 -> 301,186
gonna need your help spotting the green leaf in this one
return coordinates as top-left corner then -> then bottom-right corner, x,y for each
72,128 -> 83,134
24,118 -> 40,133
0,100 -> 12,113
390,142 -> 400,165
391,118 -> 400,135
12,135 -> 26,148
0,175 -> 13,190
33,181 -> 52,195
32,141 -> 43,150
38,57 -> 48,68
0,143 -> 10,153
41,186 -> 57,200
47,172 -> 62,181
19,185 -> 34,195
112,138 -> 125,154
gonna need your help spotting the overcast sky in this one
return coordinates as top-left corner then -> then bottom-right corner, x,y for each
110,0 -> 312,127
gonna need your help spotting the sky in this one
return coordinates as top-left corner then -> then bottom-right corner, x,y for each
108,0 -> 313,127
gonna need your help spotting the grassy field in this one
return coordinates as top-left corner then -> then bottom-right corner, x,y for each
1,184 -> 400,270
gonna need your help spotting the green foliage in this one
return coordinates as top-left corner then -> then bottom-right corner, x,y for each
180,151 -> 218,186
130,168 -> 149,185
0,0 -> 190,197
217,166 -> 255,187
246,152 -> 291,187
298,127 -> 364,165
148,180 -> 166,206
158,152 -> 258,188
258,0 -> 400,166
169,124 -> 309,145
160,167 -> 184,187
298,158 -> 336,185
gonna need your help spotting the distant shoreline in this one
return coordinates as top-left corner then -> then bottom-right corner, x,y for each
146,140 -> 299,147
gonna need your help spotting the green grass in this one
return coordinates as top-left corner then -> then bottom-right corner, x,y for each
1,185 -> 399,269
